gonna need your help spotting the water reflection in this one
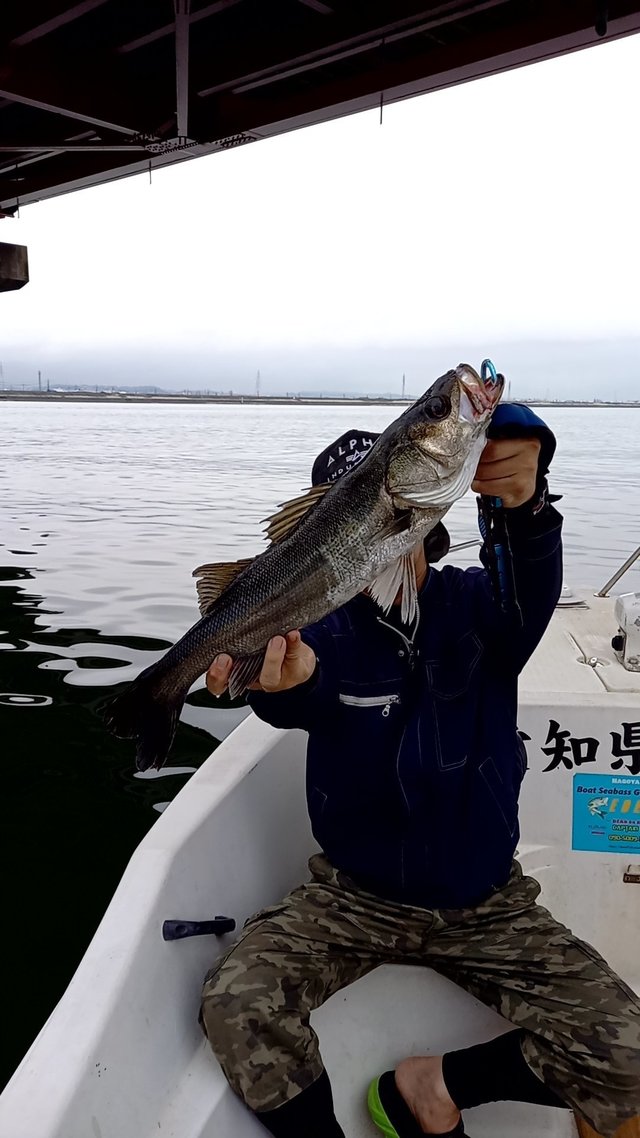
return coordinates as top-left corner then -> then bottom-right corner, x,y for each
0,566 -> 242,1090
0,694 -> 53,706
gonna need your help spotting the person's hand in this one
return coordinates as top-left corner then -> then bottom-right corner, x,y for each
471,437 -> 541,508
206,630 -> 317,696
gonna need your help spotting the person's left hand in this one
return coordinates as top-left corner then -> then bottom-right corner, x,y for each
471,437 -> 541,508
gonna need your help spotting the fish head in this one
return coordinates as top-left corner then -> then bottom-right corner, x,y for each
386,364 -> 504,510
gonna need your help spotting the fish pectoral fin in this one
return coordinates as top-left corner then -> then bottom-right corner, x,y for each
228,651 -> 265,701
370,553 -> 419,625
263,483 -> 331,544
376,510 -> 412,541
192,557 -> 254,616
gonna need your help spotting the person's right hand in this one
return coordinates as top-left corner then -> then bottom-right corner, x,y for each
206,630 -> 317,696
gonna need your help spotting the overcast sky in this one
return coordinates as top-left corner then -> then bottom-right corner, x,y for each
1,32 -> 639,397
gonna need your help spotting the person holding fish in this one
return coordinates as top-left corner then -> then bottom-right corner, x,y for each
107,365 -> 640,1138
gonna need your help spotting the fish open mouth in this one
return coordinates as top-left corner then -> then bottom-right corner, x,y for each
457,364 -> 503,422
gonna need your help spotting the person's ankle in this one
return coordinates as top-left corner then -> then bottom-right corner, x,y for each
395,1056 -> 461,1134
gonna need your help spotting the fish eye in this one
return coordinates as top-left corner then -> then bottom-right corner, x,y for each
428,394 -> 451,421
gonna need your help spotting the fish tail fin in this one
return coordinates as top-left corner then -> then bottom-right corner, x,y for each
103,671 -> 186,772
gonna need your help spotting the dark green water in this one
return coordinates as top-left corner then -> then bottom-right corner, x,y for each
0,566 -> 230,1086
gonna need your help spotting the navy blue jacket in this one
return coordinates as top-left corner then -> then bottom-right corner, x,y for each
249,410 -> 563,910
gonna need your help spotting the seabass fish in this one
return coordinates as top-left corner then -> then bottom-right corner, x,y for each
104,364 -> 503,770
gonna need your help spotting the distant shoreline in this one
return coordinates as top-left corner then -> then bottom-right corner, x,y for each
1,390 -> 639,409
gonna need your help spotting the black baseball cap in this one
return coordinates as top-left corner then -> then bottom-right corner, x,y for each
311,429 -> 450,563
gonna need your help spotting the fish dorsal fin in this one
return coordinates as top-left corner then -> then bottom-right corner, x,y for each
263,483 -> 331,544
192,557 -> 254,616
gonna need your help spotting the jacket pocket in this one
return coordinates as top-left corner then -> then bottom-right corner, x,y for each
426,631 -> 483,770
516,732 -> 528,779
308,784 -> 328,821
426,630 -> 483,699
479,756 -> 519,838
338,692 -> 401,718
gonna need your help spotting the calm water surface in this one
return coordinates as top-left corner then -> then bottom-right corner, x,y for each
1,400 -> 639,1085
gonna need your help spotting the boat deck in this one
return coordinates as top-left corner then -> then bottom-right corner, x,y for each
521,590 -> 640,698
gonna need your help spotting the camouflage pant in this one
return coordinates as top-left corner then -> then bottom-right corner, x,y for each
200,855 -> 640,1135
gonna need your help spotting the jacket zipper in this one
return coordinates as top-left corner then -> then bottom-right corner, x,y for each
338,692 -> 401,717
376,617 -> 418,668
375,615 -> 418,816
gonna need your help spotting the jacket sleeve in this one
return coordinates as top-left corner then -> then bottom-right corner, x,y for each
468,500 -> 563,673
466,400 -> 563,671
246,620 -> 339,731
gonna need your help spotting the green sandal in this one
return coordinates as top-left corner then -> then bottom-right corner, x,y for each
368,1072 -> 466,1138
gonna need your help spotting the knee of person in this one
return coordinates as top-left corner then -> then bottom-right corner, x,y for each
583,1036 -> 640,1114
606,1041 -> 640,1098
199,963 -> 253,1054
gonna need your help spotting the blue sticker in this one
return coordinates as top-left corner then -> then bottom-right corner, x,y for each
572,773 -> 640,853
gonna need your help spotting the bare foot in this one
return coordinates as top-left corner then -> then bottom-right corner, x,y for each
395,1056 -> 461,1134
